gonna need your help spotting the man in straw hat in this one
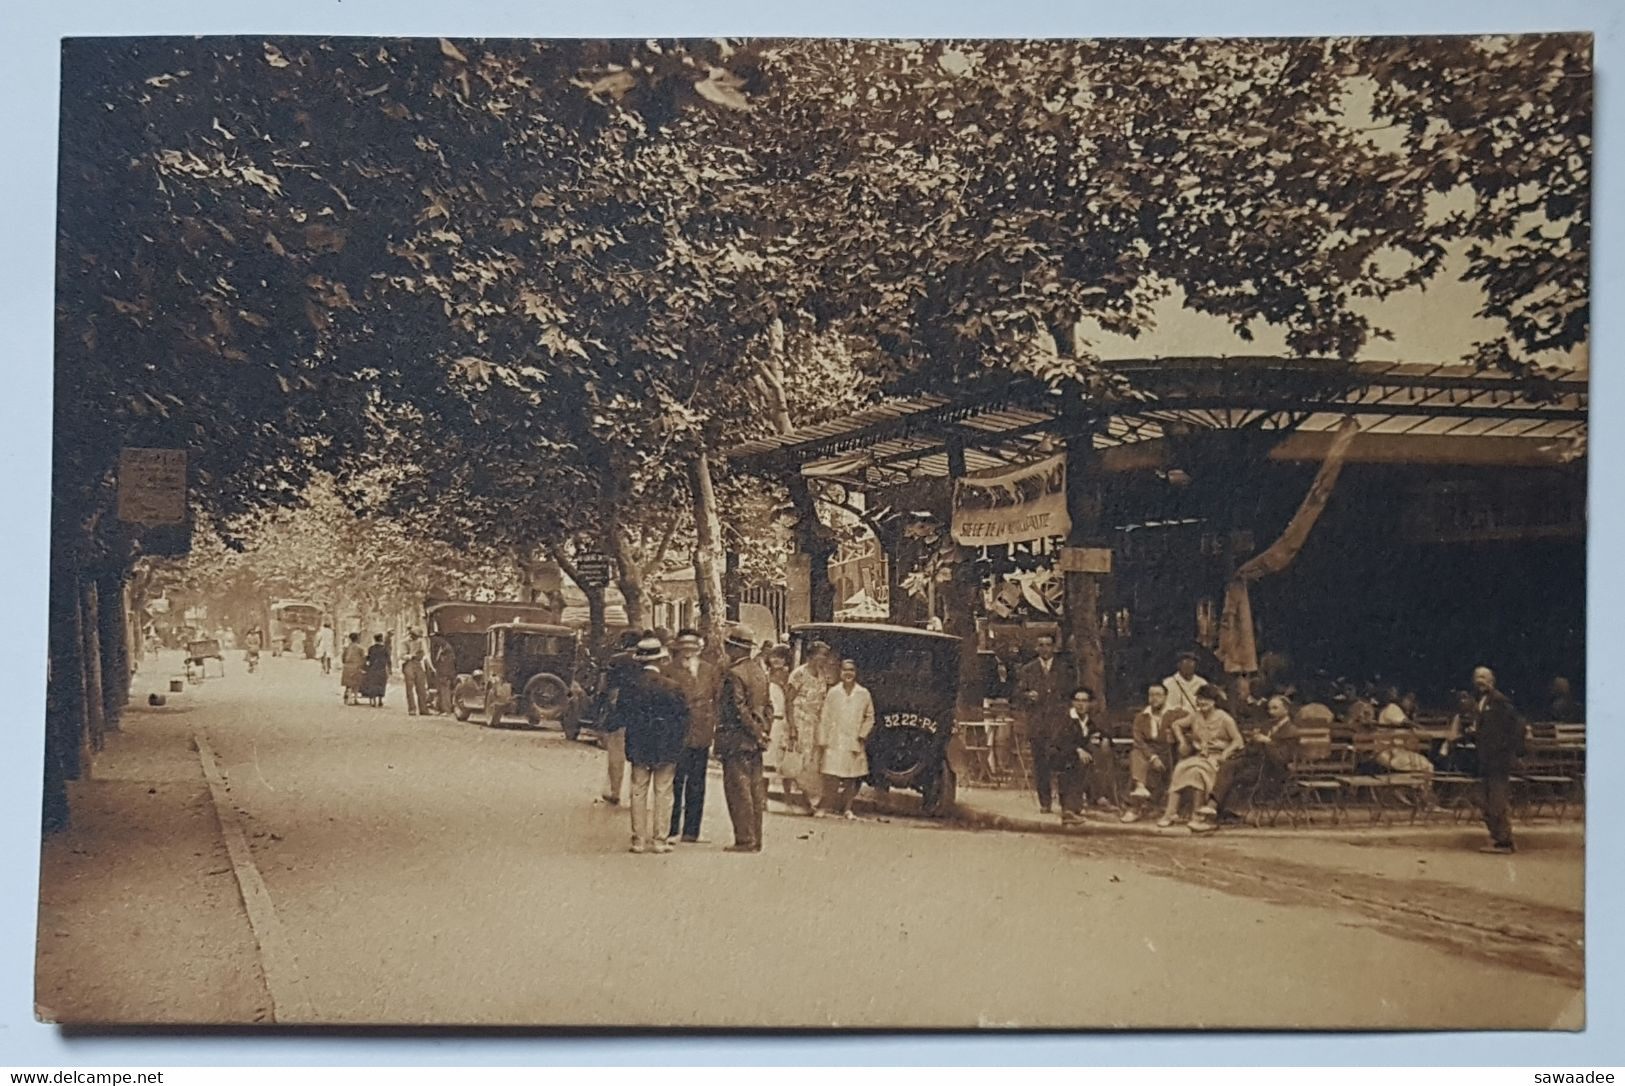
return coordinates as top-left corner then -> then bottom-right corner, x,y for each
619,635 -> 690,854
664,627 -> 723,843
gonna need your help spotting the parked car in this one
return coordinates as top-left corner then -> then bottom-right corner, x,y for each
464,622 -> 587,729
423,598 -> 561,717
788,622 -> 967,816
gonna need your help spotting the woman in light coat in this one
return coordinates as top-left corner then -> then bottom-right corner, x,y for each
815,659 -> 876,819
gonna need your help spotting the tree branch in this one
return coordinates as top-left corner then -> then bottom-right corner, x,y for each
640,512 -> 681,579
544,540 -> 582,586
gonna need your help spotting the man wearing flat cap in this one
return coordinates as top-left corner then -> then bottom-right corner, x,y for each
664,627 -> 723,843
715,624 -> 772,852
619,636 -> 690,854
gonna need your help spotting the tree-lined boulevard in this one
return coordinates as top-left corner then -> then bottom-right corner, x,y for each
36,654 -> 1584,1028
47,35 -> 1589,827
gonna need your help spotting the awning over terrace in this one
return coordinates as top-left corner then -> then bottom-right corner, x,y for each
725,357 -> 1588,485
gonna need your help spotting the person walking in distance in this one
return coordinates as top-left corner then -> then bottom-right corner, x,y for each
716,627 -> 773,853
361,634 -> 390,708
340,632 -> 365,704
313,621 -> 335,676
1164,651 -> 1209,718
595,631 -> 644,807
664,628 -> 723,844
1017,634 -> 1077,815
1472,665 -> 1525,855
619,637 -> 690,855
402,628 -> 430,716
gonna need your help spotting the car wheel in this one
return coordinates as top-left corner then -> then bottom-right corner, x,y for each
452,680 -> 478,722
522,674 -> 570,727
922,765 -> 958,817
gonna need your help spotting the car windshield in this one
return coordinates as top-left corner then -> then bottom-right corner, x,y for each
828,638 -> 943,689
513,635 -> 572,666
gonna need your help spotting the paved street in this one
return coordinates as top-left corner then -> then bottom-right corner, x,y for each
37,653 -> 1584,1030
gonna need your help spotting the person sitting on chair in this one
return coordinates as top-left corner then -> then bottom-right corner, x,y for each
1159,685 -> 1244,833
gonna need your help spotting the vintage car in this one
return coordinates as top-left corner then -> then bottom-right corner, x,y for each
464,621 -> 586,728
423,598 -> 560,717
268,600 -> 323,657
788,622 -> 966,816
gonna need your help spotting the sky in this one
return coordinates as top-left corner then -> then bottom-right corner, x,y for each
1080,252 -> 1588,368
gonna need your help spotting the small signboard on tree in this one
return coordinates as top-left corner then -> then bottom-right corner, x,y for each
117,447 -> 192,555
117,447 -> 187,526
573,552 -> 613,588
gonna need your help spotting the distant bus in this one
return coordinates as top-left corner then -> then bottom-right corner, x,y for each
269,600 -> 323,656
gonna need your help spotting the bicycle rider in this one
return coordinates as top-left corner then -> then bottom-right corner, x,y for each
243,626 -> 264,673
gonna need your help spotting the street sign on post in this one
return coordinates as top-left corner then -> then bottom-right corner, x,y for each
117,448 -> 187,526
572,552 -> 613,589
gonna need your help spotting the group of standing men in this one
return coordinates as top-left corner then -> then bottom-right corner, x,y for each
596,626 -> 783,855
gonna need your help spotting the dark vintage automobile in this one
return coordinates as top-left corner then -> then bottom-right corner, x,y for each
422,599 -> 560,718
466,622 -> 587,729
789,622 -> 967,816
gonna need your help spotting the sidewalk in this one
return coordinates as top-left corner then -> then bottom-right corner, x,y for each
764,780 -> 1585,915
34,685 -> 272,1025
885,779 -> 1584,844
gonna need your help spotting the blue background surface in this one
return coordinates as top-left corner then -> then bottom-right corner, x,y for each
0,0 -> 1617,1066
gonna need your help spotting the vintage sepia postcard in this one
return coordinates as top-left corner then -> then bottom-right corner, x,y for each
38,33 -> 1587,1029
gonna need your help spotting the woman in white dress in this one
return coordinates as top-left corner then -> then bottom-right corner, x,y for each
783,641 -> 835,813
764,649 -> 792,769
815,659 -> 876,819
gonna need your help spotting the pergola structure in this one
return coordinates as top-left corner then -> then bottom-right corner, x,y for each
728,356 -> 1588,712
729,357 -> 1588,485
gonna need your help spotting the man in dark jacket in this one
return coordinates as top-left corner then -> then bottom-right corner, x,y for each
619,637 -> 690,854
1053,687 -> 1113,825
715,627 -> 773,852
664,628 -> 724,843
1016,634 -> 1077,814
1472,665 -> 1525,854
428,633 -> 456,715
596,631 -> 645,806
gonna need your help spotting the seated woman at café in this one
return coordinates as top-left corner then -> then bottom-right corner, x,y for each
1377,686 -> 1410,727
1352,690 -> 1435,786
1158,684 -> 1245,833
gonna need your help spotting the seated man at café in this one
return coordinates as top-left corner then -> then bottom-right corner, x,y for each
1213,694 -> 1299,820
1548,676 -> 1583,723
1053,687 -> 1113,825
1121,681 -> 1183,824
1158,684 -> 1245,832
1436,690 -> 1479,774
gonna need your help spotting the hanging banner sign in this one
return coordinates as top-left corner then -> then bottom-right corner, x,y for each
951,454 -> 1071,546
